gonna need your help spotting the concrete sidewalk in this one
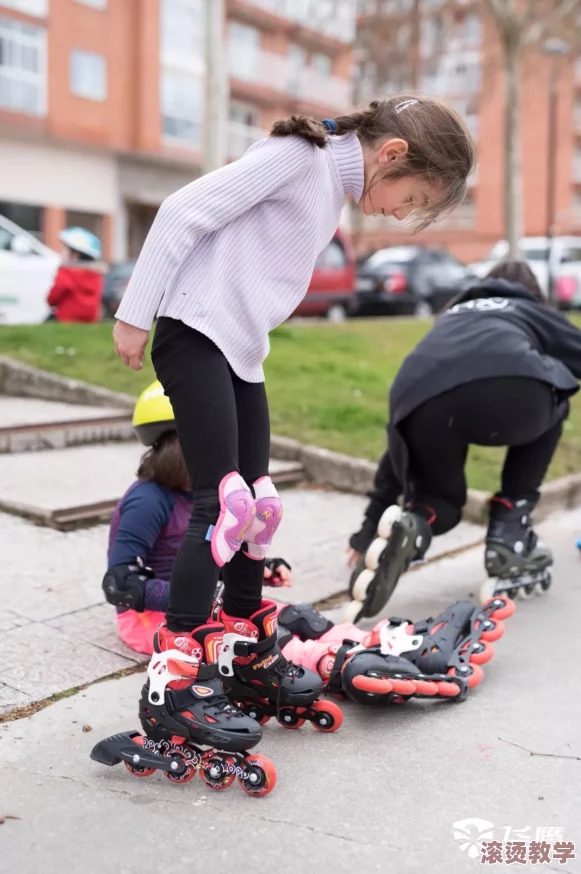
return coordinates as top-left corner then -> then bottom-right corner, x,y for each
1,508 -> 580,874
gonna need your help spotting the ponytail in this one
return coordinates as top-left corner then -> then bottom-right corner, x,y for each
270,106 -> 377,149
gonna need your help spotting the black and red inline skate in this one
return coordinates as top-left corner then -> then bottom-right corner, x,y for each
213,599 -> 343,732
90,622 -> 277,797
327,597 -> 515,706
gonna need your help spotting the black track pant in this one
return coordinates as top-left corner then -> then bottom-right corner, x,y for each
400,377 -> 566,535
152,317 -> 270,631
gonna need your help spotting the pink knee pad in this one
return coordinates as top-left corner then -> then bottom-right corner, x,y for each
210,472 -> 256,568
244,476 -> 283,561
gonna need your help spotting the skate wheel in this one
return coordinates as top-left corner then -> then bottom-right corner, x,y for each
342,598 -> 364,625
435,681 -> 461,698
476,617 -> 505,643
377,505 -> 402,539
449,664 -> 484,689
483,596 -> 515,621
123,735 -> 155,778
352,568 -> 375,602
278,707 -> 306,729
164,750 -> 196,784
389,678 -> 417,697
238,755 -> 277,798
479,578 -> 497,606
200,754 -> 236,791
469,641 -> 495,665
310,700 -> 343,732
351,675 -> 393,695
518,584 -> 534,600
240,701 -> 270,725
365,537 -> 387,571
413,680 -> 438,696
537,572 -> 552,593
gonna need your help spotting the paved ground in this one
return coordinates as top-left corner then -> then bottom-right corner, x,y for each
1,504 -> 580,873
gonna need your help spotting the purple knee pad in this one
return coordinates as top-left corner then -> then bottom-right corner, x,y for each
245,476 -> 283,561
210,472 -> 256,568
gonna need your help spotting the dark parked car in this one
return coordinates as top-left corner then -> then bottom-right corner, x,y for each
102,259 -> 136,318
355,246 -> 467,316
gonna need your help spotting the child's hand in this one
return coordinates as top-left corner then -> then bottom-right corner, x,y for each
263,558 -> 292,587
113,320 -> 149,371
347,547 -> 362,568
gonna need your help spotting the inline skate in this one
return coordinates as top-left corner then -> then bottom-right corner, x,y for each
480,496 -> 553,603
327,597 -> 515,706
213,599 -> 343,732
344,505 -> 432,623
90,621 -> 277,797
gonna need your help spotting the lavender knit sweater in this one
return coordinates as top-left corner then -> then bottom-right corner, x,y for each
115,133 -> 364,382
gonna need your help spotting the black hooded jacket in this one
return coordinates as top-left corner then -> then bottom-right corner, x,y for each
351,280 -> 581,549
389,279 -> 581,426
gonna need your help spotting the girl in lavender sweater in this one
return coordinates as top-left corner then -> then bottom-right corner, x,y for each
110,97 -> 475,762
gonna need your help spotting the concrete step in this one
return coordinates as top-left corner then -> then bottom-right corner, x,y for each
0,442 -> 304,530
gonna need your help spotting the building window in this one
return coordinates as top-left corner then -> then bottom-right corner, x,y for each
229,101 -> 263,159
0,0 -> 47,15
70,49 -> 107,101
75,0 -> 107,7
161,0 -> 205,72
161,69 -> 203,144
0,16 -> 46,116
0,201 -> 43,240
311,52 -> 332,79
228,21 -> 261,81
288,43 -> 306,97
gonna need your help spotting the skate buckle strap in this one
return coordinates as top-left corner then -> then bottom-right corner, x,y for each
377,622 -> 423,657
146,649 -> 210,706
328,641 -> 357,694
218,632 -> 272,677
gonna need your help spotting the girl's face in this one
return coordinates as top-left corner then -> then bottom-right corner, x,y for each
359,138 -> 441,221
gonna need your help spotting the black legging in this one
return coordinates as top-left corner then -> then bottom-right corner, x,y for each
400,377 -> 566,535
151,317 -> 270,631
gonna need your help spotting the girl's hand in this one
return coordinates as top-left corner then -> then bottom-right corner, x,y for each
113,320 -> 149,371
263,559 -> 293,588
347,547 -> 362,569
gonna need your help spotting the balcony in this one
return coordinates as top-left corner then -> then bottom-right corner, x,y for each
229,49 -> 352,110
228,120 -> 268,159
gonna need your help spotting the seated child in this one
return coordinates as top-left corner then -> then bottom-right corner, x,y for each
103,381 -> 514,705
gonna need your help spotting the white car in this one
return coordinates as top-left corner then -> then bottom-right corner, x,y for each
0,214 -> 60,325
467,236 -> 581,306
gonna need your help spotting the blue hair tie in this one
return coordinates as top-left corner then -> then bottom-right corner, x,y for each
322,118 -> 337,133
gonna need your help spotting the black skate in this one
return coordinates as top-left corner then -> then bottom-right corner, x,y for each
214,599 -> 343,732
481,496 -> 553,603
345,506 -> 432,623
329,597 -> 515,706
90,622 -> 276,797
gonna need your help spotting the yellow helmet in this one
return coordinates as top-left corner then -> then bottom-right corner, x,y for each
132,380 -> 176,446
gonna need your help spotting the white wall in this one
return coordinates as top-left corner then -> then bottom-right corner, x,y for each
0,139 -> 118,214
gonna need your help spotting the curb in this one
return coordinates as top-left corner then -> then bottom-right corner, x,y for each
2,357 -> 581,523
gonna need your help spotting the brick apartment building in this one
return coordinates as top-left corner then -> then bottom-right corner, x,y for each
356,0 -> 580,264
0,0 -> 356,261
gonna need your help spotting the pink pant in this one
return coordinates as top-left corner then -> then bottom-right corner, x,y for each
117,607 -> 364,676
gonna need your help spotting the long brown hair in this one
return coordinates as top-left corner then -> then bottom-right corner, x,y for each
486,259 -> 546,303
270,95 -> 475,230
137,431 -> 190,491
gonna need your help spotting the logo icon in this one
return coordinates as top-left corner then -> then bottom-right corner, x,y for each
192,685 -> 214,698
452,819 -> 495,859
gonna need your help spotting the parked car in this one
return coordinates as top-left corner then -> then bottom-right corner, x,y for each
102,259 -> 136,318
105,230 -> 358,323
293,229 -> 357,321
355,246 -> 467,316
467,236 -> 581,308
0,214 -> 60,324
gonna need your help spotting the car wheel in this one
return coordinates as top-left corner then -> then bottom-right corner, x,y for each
327,304 -> 347,323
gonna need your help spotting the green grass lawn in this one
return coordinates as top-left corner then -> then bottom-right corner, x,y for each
2,317 -> 581,493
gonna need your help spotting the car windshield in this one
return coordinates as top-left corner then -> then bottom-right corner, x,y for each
363,247 -> 418,270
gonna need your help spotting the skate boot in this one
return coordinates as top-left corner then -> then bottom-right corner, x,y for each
480,496 -> 553,603
328,597 -> 515,706
90,622 -> 276,797
344,505 -> 432,624
214,599 -> 343,732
